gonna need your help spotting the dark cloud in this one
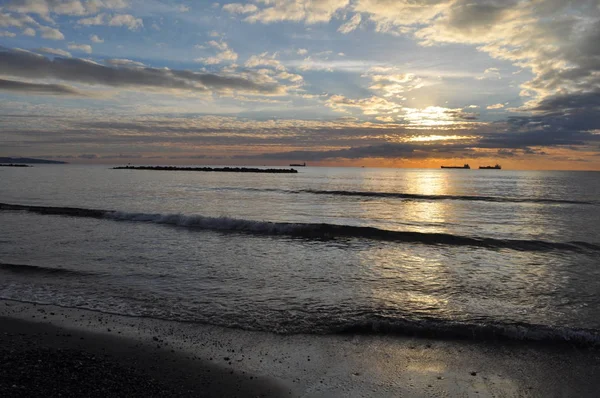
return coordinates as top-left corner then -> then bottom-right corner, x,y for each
496,88 -> 600,150
239,142 -> 471,161
444,0 -> 519,34
495,147 -> 546,158
0,47 -> 283,95
531,90 -> 600,115
0,78 -> 84,96
478,129 -> 597,149
497,149 -> 517,157
100,154 -> 143,159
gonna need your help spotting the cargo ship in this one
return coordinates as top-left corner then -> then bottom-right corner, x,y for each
479,164 -> 501,169
441,164 -> 470,169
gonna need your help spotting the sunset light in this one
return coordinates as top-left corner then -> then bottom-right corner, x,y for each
0,0 -> 598,170
1,2 -> 599,395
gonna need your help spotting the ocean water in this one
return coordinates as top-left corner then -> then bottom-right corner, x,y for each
1,165 -> 599,344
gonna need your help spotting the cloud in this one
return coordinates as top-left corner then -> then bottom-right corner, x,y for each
78,13 -> 142,30
2,110 -> 598,164
68,43 -> 93,54
195,41 -> 238,64
40,26 -> 64,40
222,3 -> 258,14
0,11 -> 39,28
90,34 -> 104,43
403,106 -> 479,125
105,58 -> 144,67
6,0 -> 85,17
486,103 -> 504,110
78,13 -> 105,25
223,0 -> 599,128
326,94 -> 402,116
108,13 -> 142,30
5,0 -> 129,18
353,0 -> 450,32
100,153 -> 143,159
276,71 -> 303,83
507,89 -> 600,134
365,68 -> 424,97
35,47 -> 72,57
243,142 -> 468,161
0,78 -> 84,96
0,46 -> 284,96
476,67 -> 501,80
22,27 -> 35,36
477,128 -> 600,150
296,48 -> 308,55
0,31 -> 17,37
410,1 -> 600,107
338,13 -> 361,33
244,52 -> 283,69
242,0 -> 350,24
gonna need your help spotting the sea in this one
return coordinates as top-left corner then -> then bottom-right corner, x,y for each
1,165 -> 599,345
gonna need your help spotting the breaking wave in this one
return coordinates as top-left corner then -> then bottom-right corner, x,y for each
2,202 -> 599,252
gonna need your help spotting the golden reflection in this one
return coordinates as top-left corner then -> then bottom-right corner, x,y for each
401,170 -> 450,234
349,169 -> 452,234
352,170 -> 455,321
358,247 -> 452,321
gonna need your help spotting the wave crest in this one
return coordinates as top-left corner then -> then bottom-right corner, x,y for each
300,189 -> 597,205
2,202 -> 599,252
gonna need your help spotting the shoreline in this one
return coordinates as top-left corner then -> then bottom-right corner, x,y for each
1,299 -> 599,397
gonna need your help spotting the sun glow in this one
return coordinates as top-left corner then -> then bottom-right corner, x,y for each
403,106 -> 477,127
406,134 -> 478,142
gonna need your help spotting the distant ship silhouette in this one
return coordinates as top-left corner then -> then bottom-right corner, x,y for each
441,164 -> 470,169
290,162 -> 306,167
479,164 -> 501,169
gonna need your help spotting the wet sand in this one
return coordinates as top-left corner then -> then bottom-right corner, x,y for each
1,299 -> 599,397
0,316 -> 288,397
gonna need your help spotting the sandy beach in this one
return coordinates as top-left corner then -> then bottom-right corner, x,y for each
0,310 -> 288,397
1,299 -> 599,397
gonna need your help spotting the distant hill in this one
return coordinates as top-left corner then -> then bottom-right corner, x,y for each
0,157 -> 68,164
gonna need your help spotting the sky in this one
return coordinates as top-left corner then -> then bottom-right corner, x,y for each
0,0 -> 599,169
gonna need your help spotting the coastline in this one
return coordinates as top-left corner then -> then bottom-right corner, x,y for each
1,299 -> 599,397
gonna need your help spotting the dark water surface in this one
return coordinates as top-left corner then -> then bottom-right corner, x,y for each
1,166 -> 599,344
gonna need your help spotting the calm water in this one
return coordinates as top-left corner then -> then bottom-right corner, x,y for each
1,165 -> 599,343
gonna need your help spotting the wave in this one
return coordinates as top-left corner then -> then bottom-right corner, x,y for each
299,189 -> 597,205
328,317 -> 600,347
0,203 -> 105,218
0,262 -> 90,276
2,202 -> 599,252
205,186 -> 597,205
2,295 -> 598,347
193,186 -> 597,205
